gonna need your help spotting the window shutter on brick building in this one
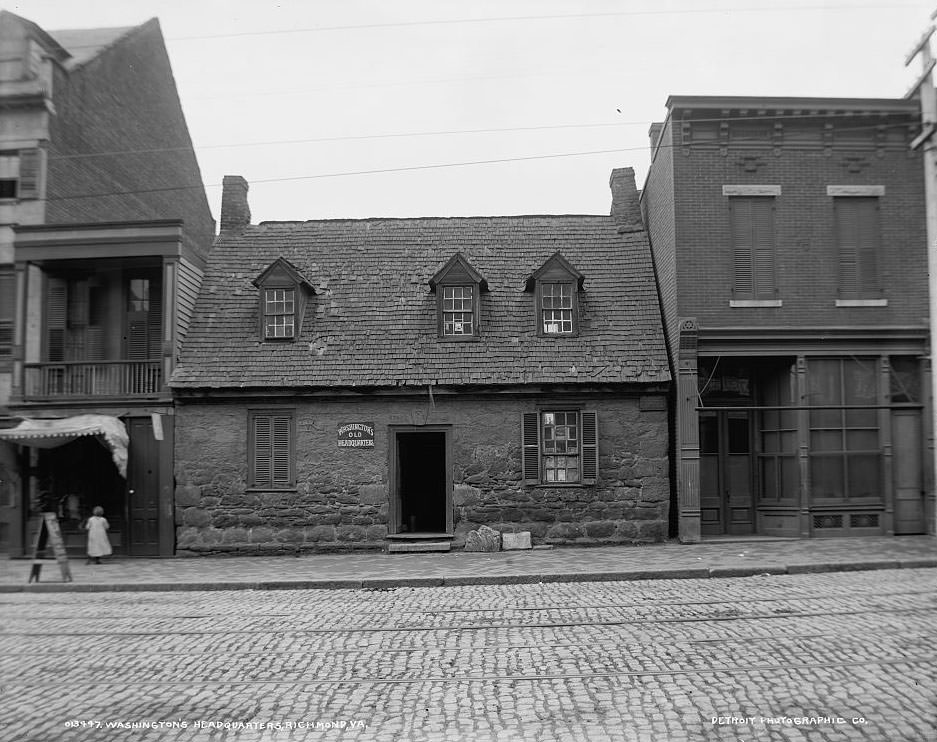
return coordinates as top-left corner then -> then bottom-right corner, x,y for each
730,197 -> 775,298
17,148 -> 40,199
581,411 -> 598,484
835,197 -> 880,298
521,411 -> 540,484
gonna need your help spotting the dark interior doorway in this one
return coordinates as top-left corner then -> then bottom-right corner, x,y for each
396,431 -> 447,533
36,437 -> 125,555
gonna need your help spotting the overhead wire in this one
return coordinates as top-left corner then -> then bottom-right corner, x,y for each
40,115 -> 921,203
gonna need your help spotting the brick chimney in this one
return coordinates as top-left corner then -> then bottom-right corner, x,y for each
220,175 -> 251,232
648,122 -> 664,153
609,167 -> 643,230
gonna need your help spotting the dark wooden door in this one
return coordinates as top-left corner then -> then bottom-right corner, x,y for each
893,410 -> 925,535
699,411 -> 754,536
127,418 -> 160,555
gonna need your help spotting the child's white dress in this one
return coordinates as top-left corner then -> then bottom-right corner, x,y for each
85,516 -> 113,558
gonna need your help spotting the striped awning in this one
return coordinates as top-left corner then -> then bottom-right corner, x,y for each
0,415 -> 129,477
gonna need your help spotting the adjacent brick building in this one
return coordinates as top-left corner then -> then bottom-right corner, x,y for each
641,95 -> 934,541
169,170 -> 671,554
0,12 -> 214,556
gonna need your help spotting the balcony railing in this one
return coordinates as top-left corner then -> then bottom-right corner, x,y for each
23,361 -> 163,400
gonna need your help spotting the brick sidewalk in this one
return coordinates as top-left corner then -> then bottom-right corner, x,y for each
2,535 -> 934,592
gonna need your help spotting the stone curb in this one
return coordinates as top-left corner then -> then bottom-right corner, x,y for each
0,560 -> 933,593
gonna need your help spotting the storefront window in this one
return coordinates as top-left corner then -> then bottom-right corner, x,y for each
807,358 -> 880,501
757,359 -> 798,503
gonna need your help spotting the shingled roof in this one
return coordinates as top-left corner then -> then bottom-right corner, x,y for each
171,213 -> 670,391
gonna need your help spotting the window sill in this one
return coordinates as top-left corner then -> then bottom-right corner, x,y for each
835,299 -> 887,307
245,487 -> 298,493
729,299 -> 782,308
437,335 -> 480,342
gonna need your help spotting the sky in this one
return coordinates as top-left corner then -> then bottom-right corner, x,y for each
4,0 -> 937,223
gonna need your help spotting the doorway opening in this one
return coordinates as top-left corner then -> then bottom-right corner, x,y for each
395,431 -> 448,534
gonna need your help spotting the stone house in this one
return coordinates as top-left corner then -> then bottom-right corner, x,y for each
170,169 -> 671,553
641,95 -> 934,541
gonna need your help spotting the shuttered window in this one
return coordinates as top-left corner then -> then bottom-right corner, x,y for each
729,197 -> 776,299
834,197 -> 880,299
0,268 -> 13,368
250,411 -> 294,488
521,410 -> 598,485
0,149 -> 40,200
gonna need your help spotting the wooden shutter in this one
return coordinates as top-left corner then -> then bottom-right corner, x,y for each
17,148 -> 40,199
46,276 -> 67,362
751,199 -> 775,298
252,415 -> 272,487
252,413 -> 293,488
521,412 -> 541,484
581,411 -> 598,484
0,269 -> 13,360
271,415 -> 292,485
730,198 -> 754,297
147,284 -> 162,359
127,320 -> 148,360
836,197 -> 880,298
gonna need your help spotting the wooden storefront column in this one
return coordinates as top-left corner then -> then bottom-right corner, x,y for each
880,356 -> 895,535
677,318 -> 701,543
923,358 -> 936,535
796,355 -> 810,537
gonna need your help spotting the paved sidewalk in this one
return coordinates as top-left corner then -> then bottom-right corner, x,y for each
1,535 -> 934,592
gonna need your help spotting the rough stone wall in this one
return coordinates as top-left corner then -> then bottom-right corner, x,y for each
174,392 -> 669,555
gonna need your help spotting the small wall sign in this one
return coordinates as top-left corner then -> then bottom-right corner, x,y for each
338,422 -> 375,448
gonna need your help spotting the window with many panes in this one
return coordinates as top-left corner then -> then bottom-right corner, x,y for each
249,410 -> 294,488
540,283 -> 574,334
442,285 -> 474,336
521,410 -> 598,485
807,358 -> 880,501
263,288 -> 296,339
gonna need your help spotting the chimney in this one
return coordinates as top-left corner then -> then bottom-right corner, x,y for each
220,175 -> 251,232
648,122 -> 664,153
609,167 -> 642,230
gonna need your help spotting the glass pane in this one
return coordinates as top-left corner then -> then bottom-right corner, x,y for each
843,359 -> 876,406
847,454 -> 880,498
812,430 -> 842,452
890,356 -> 920,403
781,457 -> 799,500
810,455 -> 844,498
760,458 -> 777,500
761,410 -> 778,430
846,430 -> 878,451
807,359 -> 841,405
762,431 -> 779,453
128,279 -> 150,312
699,415 -> 718,455
727,416 -> 750,454
845,408 -> 876,427
810,409 -> 841,429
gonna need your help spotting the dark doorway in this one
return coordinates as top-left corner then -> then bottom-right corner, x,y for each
396,431 -> 447,534
36,437 -> 125,556
699,410 -> 755,536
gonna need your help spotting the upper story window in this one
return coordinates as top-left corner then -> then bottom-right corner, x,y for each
724,189 -> 778,303
0,149 -> 40,201
525,252 -> 584,337
831,192 -> 882,302
264,288 -> 296,339
428,253 -> 488,341
252,258 -> 314,343
0,267 -> 13,370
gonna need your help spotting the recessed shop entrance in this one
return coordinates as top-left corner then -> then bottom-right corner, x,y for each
390,428 -> 451,535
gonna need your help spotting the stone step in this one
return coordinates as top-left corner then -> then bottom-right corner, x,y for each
386,541 -> 452,553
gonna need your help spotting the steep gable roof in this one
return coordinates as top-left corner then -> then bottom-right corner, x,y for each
49,25 -> 137,68
171,215 -> 670,391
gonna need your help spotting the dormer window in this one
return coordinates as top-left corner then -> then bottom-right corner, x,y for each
263,288 -> 296,339
252,258 -> 315,343
429,253 -> 488,341
442,285 -> 474,336
525,252 -> 584,337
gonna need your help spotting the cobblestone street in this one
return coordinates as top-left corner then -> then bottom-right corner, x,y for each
1,568 -> 935,741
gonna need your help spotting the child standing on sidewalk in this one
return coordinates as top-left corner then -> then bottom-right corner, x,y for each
84,506 -> 112,564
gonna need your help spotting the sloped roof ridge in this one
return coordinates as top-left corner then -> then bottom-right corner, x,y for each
50,17 -> 156,69
255,213 -> 614,227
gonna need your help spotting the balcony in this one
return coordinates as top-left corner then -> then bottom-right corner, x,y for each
23,361 -> 163,400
